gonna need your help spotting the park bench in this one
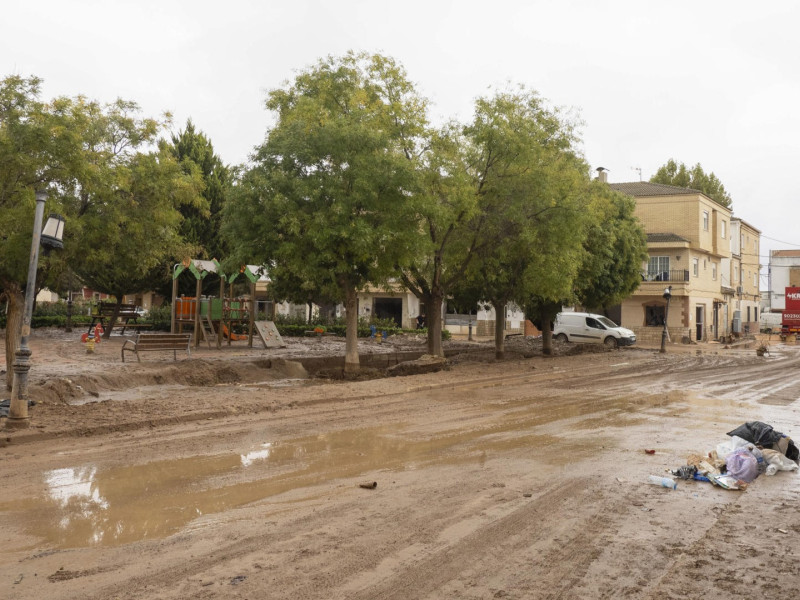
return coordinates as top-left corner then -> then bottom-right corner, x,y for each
121,333 -> 192,362
89,302 -> 151,335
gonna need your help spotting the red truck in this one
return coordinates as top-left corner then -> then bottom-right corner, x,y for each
781,287 -> 800,337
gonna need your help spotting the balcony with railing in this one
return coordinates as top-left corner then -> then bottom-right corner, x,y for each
641,270 -> 690,283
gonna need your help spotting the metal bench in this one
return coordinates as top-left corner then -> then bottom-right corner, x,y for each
121,333 -> 192,362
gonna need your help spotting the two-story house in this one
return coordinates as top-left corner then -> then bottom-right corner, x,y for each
608,181 -> 733,343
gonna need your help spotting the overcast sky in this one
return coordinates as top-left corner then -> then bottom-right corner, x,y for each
4,1 -> 799,286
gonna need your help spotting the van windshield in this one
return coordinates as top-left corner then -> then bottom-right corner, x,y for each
598,317 -> 619,328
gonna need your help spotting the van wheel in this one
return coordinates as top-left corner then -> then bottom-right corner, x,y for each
555,333 -> 568,343
604,336 -> 618,349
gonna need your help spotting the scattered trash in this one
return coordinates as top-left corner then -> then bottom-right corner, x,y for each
230,575 -> 247,585
644,449 -> 656,455
671,465 -> 697,480
727,421 -> 799,462
523,492 -> 532,497
647,475 -> 677,490
358,481 -> 377,489
707,473 -> 744,491
777,529 -> 789,534
616,477 -> 624,483
666,421 -> 798,492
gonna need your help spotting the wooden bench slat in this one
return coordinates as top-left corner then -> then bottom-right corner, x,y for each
121,333 -> 192,362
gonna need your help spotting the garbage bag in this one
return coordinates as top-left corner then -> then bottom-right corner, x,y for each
725,447 -> 759,483
727,421 -> 799,463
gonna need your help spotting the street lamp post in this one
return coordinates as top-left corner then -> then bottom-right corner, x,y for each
660,285 -> 672,354
6,191 -> 65,430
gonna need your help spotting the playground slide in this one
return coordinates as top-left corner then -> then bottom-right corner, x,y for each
221,324 -> 246,341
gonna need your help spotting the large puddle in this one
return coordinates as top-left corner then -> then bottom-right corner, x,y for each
2,388 -> 734,550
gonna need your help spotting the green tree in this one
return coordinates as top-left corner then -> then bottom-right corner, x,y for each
438,89 -> 590,359
61,99 -> 204,338
225,52 -> 427,372
0,76 -> 84,389
166,119 -> 232,261
650,158 -> 732,208
574,183 -> 648,313
397,124 -> 479,357
72,146 -> 202,337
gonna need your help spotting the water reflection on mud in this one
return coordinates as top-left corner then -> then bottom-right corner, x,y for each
7,387 -> 707,550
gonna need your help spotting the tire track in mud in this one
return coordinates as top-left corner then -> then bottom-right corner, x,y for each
340,479 -> 616,600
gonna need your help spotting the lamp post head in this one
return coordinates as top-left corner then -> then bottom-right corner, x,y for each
40,213 -> 66,250
663,286 -> 672,300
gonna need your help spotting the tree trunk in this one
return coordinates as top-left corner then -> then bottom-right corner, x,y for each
344,287 -> 360,373
541,315 -> 553,356
426,292 -> 444,357
494,302 -> 506,360
3,285 -> 24,391
102,300 -> 122,340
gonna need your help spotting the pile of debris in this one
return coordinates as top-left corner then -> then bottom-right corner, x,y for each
662,421 -> 798,491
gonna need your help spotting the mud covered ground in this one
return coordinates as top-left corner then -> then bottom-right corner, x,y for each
1,328 -> 799,599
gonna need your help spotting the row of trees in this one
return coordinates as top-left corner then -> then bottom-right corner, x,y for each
1,52 -> 662,379
224,52 -> 649,371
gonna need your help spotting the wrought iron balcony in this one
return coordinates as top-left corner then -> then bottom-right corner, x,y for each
641,270 -> 690,283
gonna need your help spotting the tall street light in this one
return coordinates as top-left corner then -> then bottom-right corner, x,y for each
6,191 -> 65,430
660,285 -> 672,354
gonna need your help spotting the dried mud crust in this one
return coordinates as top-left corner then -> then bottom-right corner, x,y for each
0,330 -> 593,438
0,328 -> 773,445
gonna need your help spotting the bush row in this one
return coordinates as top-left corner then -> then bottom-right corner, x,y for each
1,306 -> 451,339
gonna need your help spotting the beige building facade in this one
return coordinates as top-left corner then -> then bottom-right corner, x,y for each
727,218 -> 761,334
609,182 -> 744,343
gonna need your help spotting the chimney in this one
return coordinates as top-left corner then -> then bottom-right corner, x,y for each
596,167 -> 608,183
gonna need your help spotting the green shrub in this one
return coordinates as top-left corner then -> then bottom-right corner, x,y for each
147,305 -> 172,331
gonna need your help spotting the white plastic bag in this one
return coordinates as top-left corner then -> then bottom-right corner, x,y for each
716,435 -> 750,459
761,449 -> 799,472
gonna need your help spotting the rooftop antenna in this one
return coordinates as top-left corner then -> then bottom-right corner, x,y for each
630,166 -> 642,182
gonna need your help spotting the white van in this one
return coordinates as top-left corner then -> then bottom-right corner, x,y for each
553,312 -> 636,348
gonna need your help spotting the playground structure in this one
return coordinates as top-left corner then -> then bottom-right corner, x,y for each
171,259 -> 267,349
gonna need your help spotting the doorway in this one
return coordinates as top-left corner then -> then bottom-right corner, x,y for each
696,305 -> 705,341
374,297 -> 403,327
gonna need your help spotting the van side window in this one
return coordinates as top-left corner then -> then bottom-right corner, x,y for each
585,317 -> 604,329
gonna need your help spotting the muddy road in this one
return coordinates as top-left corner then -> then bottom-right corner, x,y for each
1,331 -> 799,599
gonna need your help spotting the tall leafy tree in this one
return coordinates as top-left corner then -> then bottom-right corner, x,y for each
650,158 -> 732,208
397,124 -> 478,358
574,183 -> 648,313
474,91 -> 591,359
0,76 -> 84,389
162,120 -> 233,298
72,146 -> 202,337
166,119 -> 231,261
225,52 -> 427,372
429,89 -> 590,359
61,99 -> 204,338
